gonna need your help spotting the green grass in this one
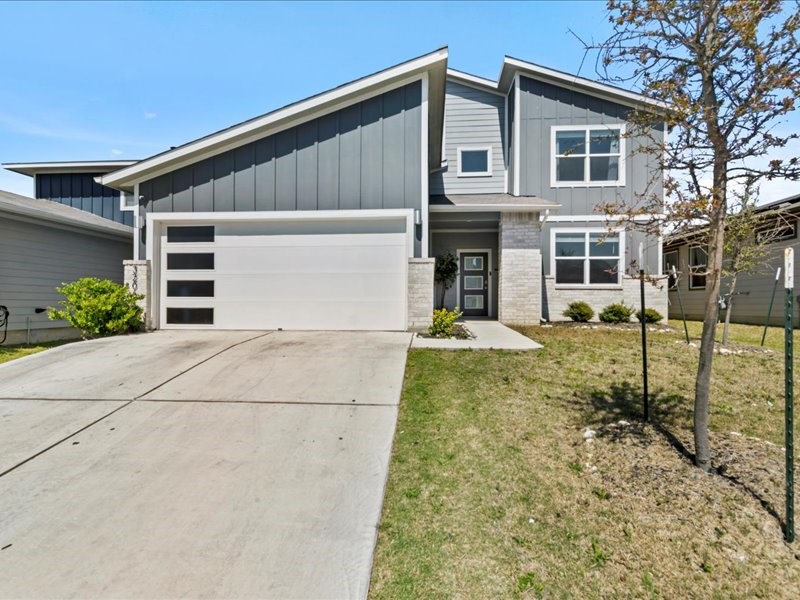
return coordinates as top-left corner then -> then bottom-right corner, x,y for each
676,319 -> 793,352
0,340 -> 71,365
370,321 -> 800,599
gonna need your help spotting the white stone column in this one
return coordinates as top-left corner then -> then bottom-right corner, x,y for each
498,212 -> 542,325
407,258 -> 435,331
124,259 -> 152,329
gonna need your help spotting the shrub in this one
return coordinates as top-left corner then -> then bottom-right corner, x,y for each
635,308 -> 664,324
598,303 -> 635,324
49,277 -> 144,338
563,301 -> 594,322
429,307 -> 463,338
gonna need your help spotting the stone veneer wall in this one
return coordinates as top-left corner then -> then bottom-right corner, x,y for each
407,257 -> 434,331
124,259 -> 152,329
498,212 -> 542,325
543,277 -> 669,322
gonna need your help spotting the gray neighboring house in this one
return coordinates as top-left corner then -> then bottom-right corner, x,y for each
0,189 -> 132,344
4,48 -> 669,332
664,193 -> 800,327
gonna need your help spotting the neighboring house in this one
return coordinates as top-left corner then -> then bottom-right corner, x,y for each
0,189 -> 132,344
3,161 -> 137,226
663,193 -> 800,326
3,48 -> 668,332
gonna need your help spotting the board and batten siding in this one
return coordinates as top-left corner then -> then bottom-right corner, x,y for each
140,81 -> 422,215
36,173 -> 133,226
429,80 -> 506,195
517,75 -> 663,215
0,215 -> 131,339
666,238 -> 800,326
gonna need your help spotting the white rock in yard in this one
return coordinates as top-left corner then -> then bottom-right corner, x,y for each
618,420 -> 630,427
583,428 -> 597,440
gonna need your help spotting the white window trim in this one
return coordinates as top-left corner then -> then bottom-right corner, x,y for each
550,227 -> 626,289
688,245 -> 707,290
550,124 -> 626,188
456,146 -> 493,178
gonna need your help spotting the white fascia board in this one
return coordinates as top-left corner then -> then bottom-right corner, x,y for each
102,49 -> 449,189
502,57 -> 669,112
421,72 -> 430,258
545,214 -> 665,223
446,69 -> 503,96
4,161 -> 138,177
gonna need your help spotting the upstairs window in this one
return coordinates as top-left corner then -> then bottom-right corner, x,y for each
553,230 -> 623,286
689,246 -> 707,289
457,147 -> 492,177
551,125 -> 625,187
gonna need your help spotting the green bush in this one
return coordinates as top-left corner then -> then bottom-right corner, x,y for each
49,277 -> 144,338
598,303 -> 635,324
429,307 -> 464,338
635,307 -> 664,324
562,301 -> 594,322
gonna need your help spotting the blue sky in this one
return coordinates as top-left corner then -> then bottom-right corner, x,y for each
1,0 -> 798,201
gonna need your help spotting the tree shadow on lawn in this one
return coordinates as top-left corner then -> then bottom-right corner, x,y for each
576,380 -> 786,535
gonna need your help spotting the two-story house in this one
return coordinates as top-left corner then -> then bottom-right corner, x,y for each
3,48 -> 667,332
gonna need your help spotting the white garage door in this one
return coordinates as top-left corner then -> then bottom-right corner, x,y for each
157,216 -> 409,331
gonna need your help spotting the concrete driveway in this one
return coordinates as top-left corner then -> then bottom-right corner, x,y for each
0,330 -> 411,599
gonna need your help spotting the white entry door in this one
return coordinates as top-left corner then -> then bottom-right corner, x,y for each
157,215 -> 409,331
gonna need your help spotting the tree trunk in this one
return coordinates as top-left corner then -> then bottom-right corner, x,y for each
439,284 -> 446,310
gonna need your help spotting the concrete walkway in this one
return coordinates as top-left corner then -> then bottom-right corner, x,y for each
411,319 -> 542,350
0,330 -> 411,599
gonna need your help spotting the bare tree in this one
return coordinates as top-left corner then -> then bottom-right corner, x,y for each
583,0 -> 800,471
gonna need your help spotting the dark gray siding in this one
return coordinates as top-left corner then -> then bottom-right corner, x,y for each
518,76 -> 663,213
429,80 -> 506,195
141,81 -> 422,215
35,173 -> 134,226
0,215 -> 131,336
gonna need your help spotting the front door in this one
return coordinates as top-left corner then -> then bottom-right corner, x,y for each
459,252 -> 489,317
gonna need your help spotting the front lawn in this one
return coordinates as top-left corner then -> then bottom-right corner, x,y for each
370,322 -> 800,598
0,340 -> 70,365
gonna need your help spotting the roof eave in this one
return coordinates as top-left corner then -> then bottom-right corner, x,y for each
499,56 -> 669,113
3,161 -> 139,177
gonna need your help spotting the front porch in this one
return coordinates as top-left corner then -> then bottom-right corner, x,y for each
427,193 -> 559,327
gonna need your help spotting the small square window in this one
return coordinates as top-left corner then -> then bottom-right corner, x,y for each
457,148 -> 492,177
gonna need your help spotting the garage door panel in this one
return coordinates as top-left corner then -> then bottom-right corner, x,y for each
211,299 -> 405,330
159,216 -> 409,331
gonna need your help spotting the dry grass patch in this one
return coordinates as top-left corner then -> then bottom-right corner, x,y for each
370,323 -> 799,599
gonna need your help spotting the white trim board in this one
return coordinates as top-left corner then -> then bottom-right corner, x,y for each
513,73 -> 521,196
102,48 -> 448,190
421,72 -> 430,258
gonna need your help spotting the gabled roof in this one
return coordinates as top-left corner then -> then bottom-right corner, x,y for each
100,47 -> 449,191
0,188 -> 133,238
446,68 -> 502,95
4,160 -> 138,177
498,56 -> 668,112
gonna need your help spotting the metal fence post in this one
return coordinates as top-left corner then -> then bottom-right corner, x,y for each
784,248 -> 794,543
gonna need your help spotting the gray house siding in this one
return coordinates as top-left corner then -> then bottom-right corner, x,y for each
666,239 -> 800,326
0,215 -> 131,343
429,80 -> 506,195
517,76 -> 663,213
140,81 -> 422,216
36,173 -> 134,226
